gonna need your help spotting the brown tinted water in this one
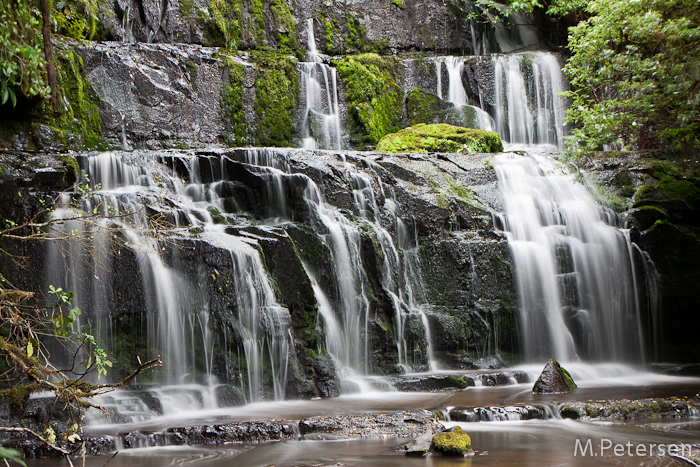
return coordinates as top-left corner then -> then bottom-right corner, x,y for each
25,367 -> 700,467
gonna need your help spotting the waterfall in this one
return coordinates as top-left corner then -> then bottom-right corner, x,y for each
494,153 -> 652,363
434,57 -> 495,132
344,163 -> 437,371
493,53 -> 566,151
45,151 -> 291,402
299,19 -> 343,150
240,149 -> 438,378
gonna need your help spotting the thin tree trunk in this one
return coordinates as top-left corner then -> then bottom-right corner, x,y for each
39,0 -> 58,108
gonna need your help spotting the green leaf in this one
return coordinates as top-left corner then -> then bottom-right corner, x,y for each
0,447 -> 26,467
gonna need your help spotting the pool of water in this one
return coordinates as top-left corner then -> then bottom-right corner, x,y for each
25,365 -> 700,466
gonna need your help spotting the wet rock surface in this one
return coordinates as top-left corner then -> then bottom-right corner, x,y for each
559,397 -> 700,421
298,410 -> 443,440
388,370 -> 529,392
532,359 -> 577,395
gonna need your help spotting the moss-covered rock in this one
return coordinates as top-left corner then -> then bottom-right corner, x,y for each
220,56 -> 246,145
405,89 -> 453,127
333,53 -> 403,148
429,426 -> 473,456
532,358 -> 576,394
377,123 -> 503,154
252,52 -> 299,147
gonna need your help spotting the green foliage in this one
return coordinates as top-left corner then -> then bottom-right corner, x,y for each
376,123 -> 504,154
333,53 -> 403,147
268,0 -> 299,52
343,13 -> 387,54
53,0 -> 103,40
323,19 -> 338,55
252,52 -> 298,146
562,0 -> 700,152
0,0 -> 50,107
179,0 -> 194,16
205,0 -> 242,49
0,447 -> 26,467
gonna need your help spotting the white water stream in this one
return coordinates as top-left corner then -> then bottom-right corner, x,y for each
494,152 -> 656,363
299,19 -> 342,150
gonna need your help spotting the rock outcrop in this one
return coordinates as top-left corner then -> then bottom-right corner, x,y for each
532,358 -> 576,394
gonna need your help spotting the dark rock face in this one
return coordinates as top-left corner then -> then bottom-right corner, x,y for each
76,42 -> 230,150
532,359 -> 576,395
101,0 -> 493,53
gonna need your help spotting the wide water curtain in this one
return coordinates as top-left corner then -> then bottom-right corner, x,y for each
495,154 -> 650,363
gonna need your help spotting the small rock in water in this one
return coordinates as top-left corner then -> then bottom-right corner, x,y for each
532,358 -> 577,394
403,432 -> 433,456
429,426 -> 473,456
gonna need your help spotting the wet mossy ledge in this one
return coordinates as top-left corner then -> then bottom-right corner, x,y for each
376,123 -> 504,154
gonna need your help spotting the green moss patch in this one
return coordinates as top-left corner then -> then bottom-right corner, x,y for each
252,52 -> 299,147
50,47 -> 103,149
333,53 -> 403,148
205,0 -> 243,48
430,426 -> 472,456
219,55 -> 246,145
377,123 -> 503,154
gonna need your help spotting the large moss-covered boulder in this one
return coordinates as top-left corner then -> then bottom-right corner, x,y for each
376,123 -> 503,154
532,359 -> 577,394
429,426 -> 473,456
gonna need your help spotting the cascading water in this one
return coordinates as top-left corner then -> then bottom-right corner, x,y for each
434,56 -> 495,132
430,52 -> 565,151
343,161 -> 437,371
493,53 -> 566,151
494,153 -> 656,363
46,151 -> 292,403
299,19 -> 343,150
239,149 -> 438,380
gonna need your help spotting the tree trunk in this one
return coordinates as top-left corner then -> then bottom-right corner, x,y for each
39,0 -> 58,108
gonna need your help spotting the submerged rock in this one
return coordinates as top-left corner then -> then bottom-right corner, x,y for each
532,359 -> 577,394
429,426 -> 473,456
376,123 -> 503,154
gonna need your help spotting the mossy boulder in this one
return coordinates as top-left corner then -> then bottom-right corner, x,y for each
532,358 -> 577,394
429,426 -> 473,456
376,123 -> 503,154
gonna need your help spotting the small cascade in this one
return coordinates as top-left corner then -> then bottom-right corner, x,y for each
494,153 -> 653,363
299,19 -> 342,150
238,149 -> 372,379
434,57 -> 495,132
46,151 -> 292,402
302,178 -> 370,374
449,405 -> 549,422
493,53 -> 565,151
343,163 -> 437,371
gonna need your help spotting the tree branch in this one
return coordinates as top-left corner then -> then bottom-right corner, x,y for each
0,427 -> 70,455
